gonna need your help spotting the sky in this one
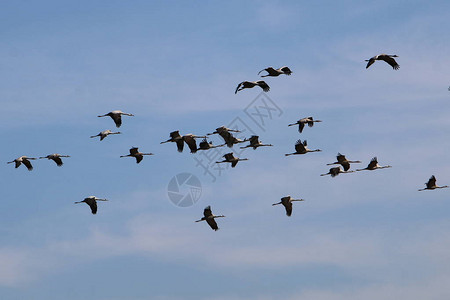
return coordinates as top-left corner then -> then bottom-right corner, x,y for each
1,0 -> 450,299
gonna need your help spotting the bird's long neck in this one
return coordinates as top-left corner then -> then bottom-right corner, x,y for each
291,199 -> 304,202
213,215 -> 225,218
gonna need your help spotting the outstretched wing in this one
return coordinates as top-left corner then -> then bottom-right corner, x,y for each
206,218 -> 219,231
280,66 -> 292,75
224,153 -> 234,161
294,139 -> 306,153
176,140 -> 184,152
111,114 -> 122,128
170,131 -> 181,139
135,155 -> 143,164
298,122 -> 305,133
330,167 -> 340,177
52,156 -> 63,167
382,56 -> 400,70
257,81 -> 270,92
184,136 -> 198,153
203,206 -> 213,217
235,82 -> 244,94
427,175 -> 437,188
22,159 -> 33,171
88,201 -> 98,214
284,202 -> 293,217
199,138 -> 209,149
367,157 -> 378,169
130,147 -> 139,155
249,135 -> 259,145
336,153 -> 346,163
366,57 -> 376,69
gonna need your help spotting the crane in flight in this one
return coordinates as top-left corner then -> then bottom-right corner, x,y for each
258,66 -> 292,77
285,139 -> 321,156
240,135 -> 273,150
321,167 -> 354,177
74,196 -> 108,214
288,117 -> 322,133
7,156 -> 37,171
120,147 -> 154,163
98,110 -> 134,128
90,130 -> 121,141
39,154 -> 70,166
356,157 -> 391,171
365,54 -> 400,70
272,195 -> 304,217
195,206 -> 225,231
327,153 -> 361,171
216,153 -> 248,168
418,175 -> 449,191
235,81 -> 270,94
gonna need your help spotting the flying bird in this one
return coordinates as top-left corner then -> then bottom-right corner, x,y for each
207,126 -> 241,136
288,117 -> 322,133
418,175 -> 449,191
258,66 -> 292,77
90,130 -> 121,141
182,134 -> 207,153
327,153 -> 361,171
120,147 -> 154,163
235,81 -> 270,94
39,154 -> 70,166
320,167 -> 354,177
365,54 -> 400,70
198,138 -> 225,151
272,195 -> 304,217
98,110 -> 134,128
240,135 -> 273,150
356,157 -> 391,171
285,139 -> 321,156
74,196 -> 108,214
214,129 -> 248,148
7,156 -> 37,171
161,131 -> 184,152
195,206 -> 225,231
216,153 -> 248,168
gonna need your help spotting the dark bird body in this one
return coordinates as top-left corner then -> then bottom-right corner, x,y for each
418,175 -> 449,191
75,196 -> 108,214
120,147 -> 154,163
98,110 -> 134,128
285,139 -> 321,156
258,66 -> 292,77
39,154 -> 70,166
235,81 -> 270,94
327,153 -> 361,171
272,196 -> 304,217
7,156 -> 37,171
356,157 -> 391,171
288,117 -> 322,133
365,54 -> 399,70
195,206 -> 225,231
216,153 -> 248,168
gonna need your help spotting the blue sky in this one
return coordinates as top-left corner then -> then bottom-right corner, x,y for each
1,1 -> 450,299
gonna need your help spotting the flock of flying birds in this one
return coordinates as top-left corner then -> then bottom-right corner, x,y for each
7,53 -> 448,231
